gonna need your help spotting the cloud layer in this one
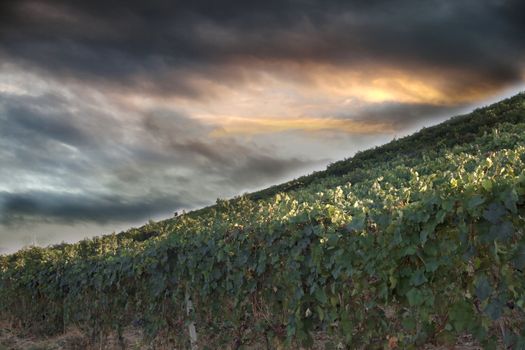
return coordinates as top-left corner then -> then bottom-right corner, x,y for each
0,82 -> 314,221
1,0 -> 524,98
0,0 -> 524,251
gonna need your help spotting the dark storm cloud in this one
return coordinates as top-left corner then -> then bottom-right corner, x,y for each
0,93 -> 90,147
230,154 -> 311,186
141,111 -> 315,186
0,90 -> 315,226
347,102 -> 467,129
1,0 -> 524,97
0,190 -> 184,224
0,92 -> 121,183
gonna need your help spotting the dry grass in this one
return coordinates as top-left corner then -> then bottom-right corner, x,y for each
0,320 -> 508,350
0,321 -> 145,350
0,322 -> 88,349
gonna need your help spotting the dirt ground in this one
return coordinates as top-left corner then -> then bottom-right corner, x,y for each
0,322 -> 146,350
0,320 -> 489,350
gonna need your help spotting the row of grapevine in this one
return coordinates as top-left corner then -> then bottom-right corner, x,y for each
1,122 -> 525,347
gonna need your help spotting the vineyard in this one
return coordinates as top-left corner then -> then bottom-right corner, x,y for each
1,93 -> 525,349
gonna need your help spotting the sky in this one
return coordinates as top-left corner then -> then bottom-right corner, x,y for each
1,0 -> 525,253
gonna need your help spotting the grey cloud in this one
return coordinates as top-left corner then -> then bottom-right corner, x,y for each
141,111 -> 316,188
0,0 -> 524,98
227,154 -> 312,187
0,190 -> 185,225
0,94 -> 90,147
347,102 -> 467,129
0,90 -> 316,227
0,92 -> 122,190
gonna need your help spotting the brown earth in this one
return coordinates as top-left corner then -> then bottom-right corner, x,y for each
0,322 -> 487,350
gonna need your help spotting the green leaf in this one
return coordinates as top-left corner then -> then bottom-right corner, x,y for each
314,288 -> 328,304
406,288 -> 425,306
482,179 -> 493,192
484,299 -> 503,320
345,214 -> 365,232
420,223 -> 435,245
500,188 -> 518,213
436,210 -> 447,224
409,269 -> 427,287
483,202 -> 506,224
475,275 -> 491,301
340,315 -> 353,343
512,243 -> 525,270
449,300 -> 475,332
256,253 -> 267,275
467,195 -> 485,210
402,245 -> 417,256
425,258 -> 439,272
316,306 -> 325,321
402,315 -> 417,330
489,221 -> 514,242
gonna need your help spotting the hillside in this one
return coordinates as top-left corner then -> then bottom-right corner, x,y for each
1,93 -> 525,349
122,93 -> 525,242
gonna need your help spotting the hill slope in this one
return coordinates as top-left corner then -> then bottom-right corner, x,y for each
1,93 -> 525,349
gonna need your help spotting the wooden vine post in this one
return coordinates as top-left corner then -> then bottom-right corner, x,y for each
185,288 -> 198,350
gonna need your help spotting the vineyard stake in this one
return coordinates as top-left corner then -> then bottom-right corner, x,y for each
185,288 -> 198,350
